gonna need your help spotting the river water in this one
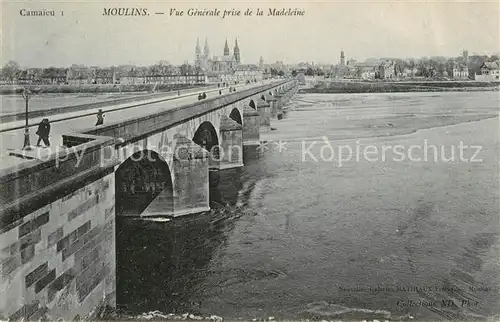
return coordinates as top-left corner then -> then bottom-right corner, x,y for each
116,91 -> 500,321
0,92 -> 145,115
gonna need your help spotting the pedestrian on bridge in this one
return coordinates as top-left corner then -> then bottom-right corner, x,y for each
95,109 -> 104,126
36,118 -> 51,147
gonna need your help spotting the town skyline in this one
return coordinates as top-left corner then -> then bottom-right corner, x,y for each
2,0 -> 499,68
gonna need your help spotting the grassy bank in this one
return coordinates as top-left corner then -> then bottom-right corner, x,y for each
0,83 -> 206,95
300,80 -> 500,94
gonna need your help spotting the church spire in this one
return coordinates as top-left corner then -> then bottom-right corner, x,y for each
224,38 -> 230,56
196,38 -> 201,54
233,38 -> 240,64
204,37 -> 210,57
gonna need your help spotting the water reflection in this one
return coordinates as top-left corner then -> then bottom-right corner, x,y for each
116,166 -> 253,316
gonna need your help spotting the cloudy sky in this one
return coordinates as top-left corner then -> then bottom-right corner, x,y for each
2,0 -> 499,68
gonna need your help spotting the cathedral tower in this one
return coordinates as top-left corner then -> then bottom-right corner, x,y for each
340,50 -> 345,66
195,38 -> 201,68
234,38 -> 240,64
224,39 -> 230,56
204,38 -> 210,59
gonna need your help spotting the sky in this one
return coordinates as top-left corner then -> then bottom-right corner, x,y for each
2,0 -> 499,68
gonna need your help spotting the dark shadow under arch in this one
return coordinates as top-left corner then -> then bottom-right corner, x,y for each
193,121 -> 220,169
229,108 -> 242,125
249,100 -> 256,109
115,150 -> 173,216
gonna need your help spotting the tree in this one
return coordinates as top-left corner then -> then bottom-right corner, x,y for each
468,55 -> 489,78
394,59 -> 405,77
416,59 -> 430,77
305,67 -> 314,76
2,60 -> 20,84
157,60 -> 175,75
278,70 -> 285,77
488,55 -> 499,62
404,59 -> 416,77
291,70 -> 297,77
179,63 -> 194,83
42,67 -> 58,84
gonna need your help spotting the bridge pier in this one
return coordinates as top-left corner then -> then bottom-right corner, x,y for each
242,106 -> 260,146
170,135 -> 210,217
267,96 -> 278,119
275,93 -> 284,120
257,99 -> 271,131
219,116 -> 243,169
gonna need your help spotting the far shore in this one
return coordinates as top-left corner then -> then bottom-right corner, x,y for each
0,83 -> 207,95
299,80 -> 500,94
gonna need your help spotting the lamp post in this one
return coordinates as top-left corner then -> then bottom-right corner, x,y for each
21,88 -> 32,150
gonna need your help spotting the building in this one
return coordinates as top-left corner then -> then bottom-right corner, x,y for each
354,63 -> 378,80
234,64 -> 263,82
92,68 -> 117,84
475,61 -> 500,81
17,68 -> 43,84
448,62 -> 469,79
297,71 -> 306,84
41,68 -> 69,85
330,51 -> 349,79
259,56 -> 264,70
195,38 -> 240,73
67,66 -> 93,85
377,61 -> 395,80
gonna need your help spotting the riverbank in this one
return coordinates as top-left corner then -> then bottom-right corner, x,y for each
300,80 -> 500,94
0,83 -> 206,95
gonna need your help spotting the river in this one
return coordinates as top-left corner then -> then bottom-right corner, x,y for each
0,92 -> 146,115
116,91 -> 500,321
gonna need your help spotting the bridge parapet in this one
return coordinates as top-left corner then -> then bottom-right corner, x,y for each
71,80 -> 289,146
0,133 -> 118,320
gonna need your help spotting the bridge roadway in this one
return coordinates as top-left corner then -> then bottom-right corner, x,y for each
0,81 -> 272,157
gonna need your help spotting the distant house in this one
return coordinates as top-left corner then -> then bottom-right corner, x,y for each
234,64 -> 263,82
447,62 -> 469,79
377,61 -> 395,80
475,61 -> 500,81
359,66 -> 377,80
67,67 -> 92,85
354,63 -> 378,80
92,68 -> 117,84
17,68 -> 43,84
41,68 -> 68,85
297,71 -> 306,84
400,67 -> 418,78
120,67 -> 148,85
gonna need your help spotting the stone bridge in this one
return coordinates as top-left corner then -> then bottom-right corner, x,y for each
0,79 -> 298,320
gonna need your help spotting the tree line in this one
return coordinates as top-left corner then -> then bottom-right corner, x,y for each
0,60 -> 207,84
289,54 -> 499,78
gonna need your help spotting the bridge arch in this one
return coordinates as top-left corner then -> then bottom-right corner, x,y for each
115,150 -> 173,216
249,100 -> 256,109
229,108 -> 242,125
193,121 -> 220,168
260,94 -> 266,101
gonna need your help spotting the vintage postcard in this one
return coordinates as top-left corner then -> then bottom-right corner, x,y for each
0,0 -> 499,321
